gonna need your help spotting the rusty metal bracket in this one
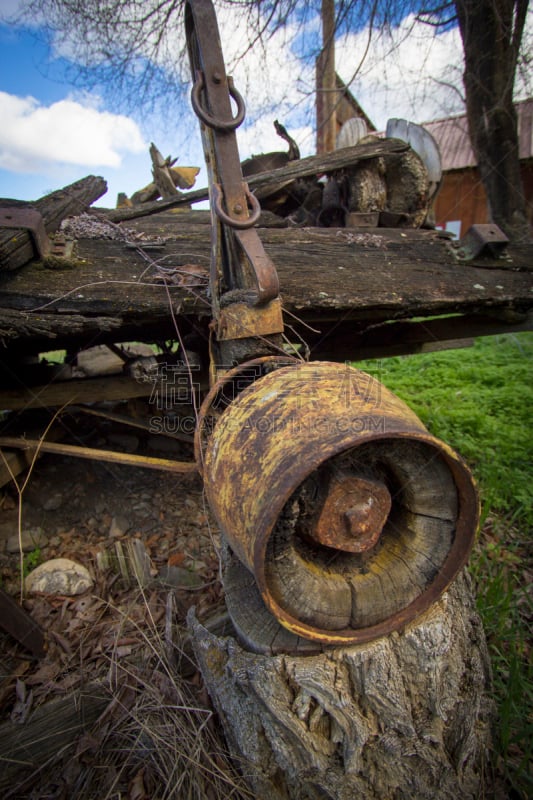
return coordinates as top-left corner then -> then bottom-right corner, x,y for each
211,182 -> 262,230
453,223 -> 509,261
0,206 -> 50,259
217,299 -> 283,341
185,0 -> 281,316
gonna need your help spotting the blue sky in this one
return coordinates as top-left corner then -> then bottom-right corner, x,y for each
2,3 -> 527,210
0,24 -> 174,205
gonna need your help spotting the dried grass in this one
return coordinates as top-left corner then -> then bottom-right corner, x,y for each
5,583 -> 252,800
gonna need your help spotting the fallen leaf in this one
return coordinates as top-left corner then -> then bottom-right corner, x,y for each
128,767 -> 148,800
11,679 -> 33,723
25,661 -> 61,686
168,551 -> 186,567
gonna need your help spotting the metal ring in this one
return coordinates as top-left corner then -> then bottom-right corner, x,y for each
191,71 -> 246,131
213,183 -> 261,229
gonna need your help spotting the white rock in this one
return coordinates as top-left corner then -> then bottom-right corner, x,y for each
109,515 -> 131,538
25,558 -> 93,596
43,493 -> 63,512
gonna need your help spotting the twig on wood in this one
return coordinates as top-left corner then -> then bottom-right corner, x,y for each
27,278 -> 191,313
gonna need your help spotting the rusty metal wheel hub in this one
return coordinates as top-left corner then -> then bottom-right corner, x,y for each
199,360 -> 479,645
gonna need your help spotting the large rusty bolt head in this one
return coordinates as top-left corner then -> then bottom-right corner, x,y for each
313,474 -> 392,553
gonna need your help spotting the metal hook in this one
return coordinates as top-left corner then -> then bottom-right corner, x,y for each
191,71 -> 246,131
212,183 -> 261,229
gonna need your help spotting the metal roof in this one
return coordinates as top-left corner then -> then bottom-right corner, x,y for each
422,97 -> 533,172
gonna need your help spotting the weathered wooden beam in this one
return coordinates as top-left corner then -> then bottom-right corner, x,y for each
0,307 -> 188,355
0,589 -> 46,658
106,139 -> 409,222
0,176 -> 107,272
0,214 -> 531,357
0,375 -> 155,411
302,311 -> 533,361
1,223 -> 531,320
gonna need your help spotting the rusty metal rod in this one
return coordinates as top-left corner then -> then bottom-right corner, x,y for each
0,437 -> 198,474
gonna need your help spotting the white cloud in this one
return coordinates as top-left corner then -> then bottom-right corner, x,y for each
0,0 -> 25,22
335,15 -> 466,131
0,91 -> 146,173
179,9 -> 467,159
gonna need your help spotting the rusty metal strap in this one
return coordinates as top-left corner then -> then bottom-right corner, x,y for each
0,206 -> 50,259
234,228 -> 280,300
185,0 -> 280,307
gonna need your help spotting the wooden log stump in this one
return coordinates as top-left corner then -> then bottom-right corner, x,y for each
188,571 -> 494,800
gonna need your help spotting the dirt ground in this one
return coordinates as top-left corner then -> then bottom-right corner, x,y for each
0,452 -> 217,599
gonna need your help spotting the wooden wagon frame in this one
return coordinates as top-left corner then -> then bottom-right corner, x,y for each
1,0 -> 531,791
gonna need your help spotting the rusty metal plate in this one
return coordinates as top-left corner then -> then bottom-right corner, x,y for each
456,223 -> 509,261
217,298 -> 283,341
0,206 -> 50,258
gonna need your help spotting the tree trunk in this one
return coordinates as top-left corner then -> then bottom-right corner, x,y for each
455,0 -> 530,241
189,571 -> 494,799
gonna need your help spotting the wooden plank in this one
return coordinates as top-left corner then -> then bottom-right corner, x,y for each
0,213 -> 531,357
1,223 -> 531,320
0,375 -> 155,411
0,589 -> 45,658
106,138 -> 410,222
299,311 -> 533,361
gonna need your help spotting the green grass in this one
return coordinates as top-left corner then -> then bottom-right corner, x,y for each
356,333 -> 533,527
354,332 -> 533,797
22,547 -> 42,578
